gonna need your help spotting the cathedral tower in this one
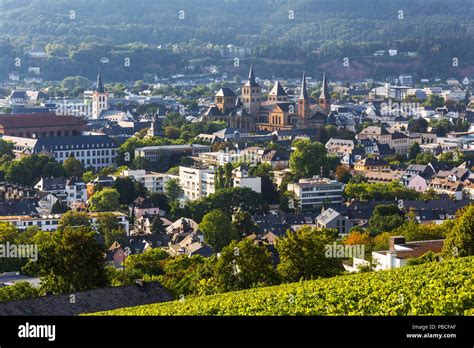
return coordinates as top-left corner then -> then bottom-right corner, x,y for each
92,72 -> 109,119
241,65 -> 261,115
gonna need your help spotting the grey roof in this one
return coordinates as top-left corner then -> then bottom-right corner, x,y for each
216,88 -> 236,97
37,177 -> 66,191
0,281 -> 171,316
0,200 -> 39,216
244,65 -> 259,87
95,72 -> 105,93
269,81 -> 287,96
316,208 -> 341,224
299,72 -> 309,100
34,135 -> 117,152
319,70 -> 330,100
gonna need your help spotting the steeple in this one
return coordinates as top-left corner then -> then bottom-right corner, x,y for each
96,71 -> 105,93
299,72 -> 309,100
319,70 -> 329,100
244,65 -> 258,87
319,70 -> 331,114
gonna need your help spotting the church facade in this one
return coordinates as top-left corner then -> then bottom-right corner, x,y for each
202,66 -> 331,133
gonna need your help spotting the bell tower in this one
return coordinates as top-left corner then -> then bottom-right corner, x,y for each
241,65 -> 261,115
92,71 -> 109,119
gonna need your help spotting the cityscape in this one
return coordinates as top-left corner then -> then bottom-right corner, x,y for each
0,0 -> 472,346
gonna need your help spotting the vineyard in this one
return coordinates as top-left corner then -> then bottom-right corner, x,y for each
92,257 -> 473,316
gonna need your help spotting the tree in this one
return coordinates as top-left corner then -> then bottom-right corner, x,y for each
343,231 -> 373,250
151,215 -> 165,234
443,205 -> 474,257
200,210 -> 240,252
82,171 -> 96,183
63,156 -> 84,178
165,178 -> 183,202
214,239 -> 279,292
123,248 -> 169,283
276,226 -> 342,282
280,191 -> 299,213
408,142 -> 421,160
335,165 -> 351,183
96,213 -> 120,236
289,139 -> 329,178
58,211 -> 90,230
423,95 -> 444,109
232,210 -> 259,236
51,200 -> 69,214
104,229 -> 127,249
25,226 -> 108,294
157,255 -> 206,297
0,282 -> 40,303
373,232 -> 395,251
368,205 -> 405,236
0,139 -> 14,158
113,177 -> 139,205
89,188 -> 120,212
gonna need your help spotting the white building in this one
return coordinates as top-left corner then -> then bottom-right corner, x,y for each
178,165 -> 262,201
119,169 -> 170,193
0,212 -> 129,234
287,177 -> 344,211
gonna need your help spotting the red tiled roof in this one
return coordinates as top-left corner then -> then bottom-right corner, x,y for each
0,113 -> 85,128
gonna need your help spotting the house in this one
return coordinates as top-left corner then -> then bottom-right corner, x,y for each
35,177 -> 87,208
372,236 -> 444,270
354,156 -> 390,172
363,171 -> 403,184
132,197 -> 162,219
36,192 -> 59,214
401,173 -> 428,192
106,241 -> 126,267
404,164 -> 436,180
261,149 -> 290,169
316,208 -> 353,235
428,178 -> 464,200
168,231 -> 213,257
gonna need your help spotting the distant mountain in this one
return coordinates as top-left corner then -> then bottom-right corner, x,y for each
0,0 -> 473,81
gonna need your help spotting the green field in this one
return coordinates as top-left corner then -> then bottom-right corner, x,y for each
90,257 -> 473,316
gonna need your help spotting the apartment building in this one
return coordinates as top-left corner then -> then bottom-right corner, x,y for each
119,169 -> 170,193
287,177 -> 344,211
178,165 -> 261,201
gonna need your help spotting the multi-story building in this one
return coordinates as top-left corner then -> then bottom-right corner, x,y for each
0,212 -> 129,234
118,169 -> 170,193
179,165 -> 261,201
287,177 -> 344,211
134,144 -> 211,167
32,135 -> 117,170
35,177 -> 88,208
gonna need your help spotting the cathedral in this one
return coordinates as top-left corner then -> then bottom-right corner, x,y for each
202,66 -> 331,132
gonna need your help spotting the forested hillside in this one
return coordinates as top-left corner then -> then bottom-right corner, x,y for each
92,257 -> 473,316
1,0 -> 473,80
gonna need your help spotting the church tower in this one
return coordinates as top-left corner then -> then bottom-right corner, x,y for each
92,72 -> 109,119
241,65 -> 261,115
319,70 -> 331,115
298,72 -> 310,120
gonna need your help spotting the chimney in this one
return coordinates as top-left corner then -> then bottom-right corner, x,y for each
389,236 -> 405,251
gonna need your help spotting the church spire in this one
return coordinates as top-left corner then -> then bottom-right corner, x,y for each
299,72 -> 309,100
96,71 -> 105,93
244,65 -> 258,87
319,70 -> 329,100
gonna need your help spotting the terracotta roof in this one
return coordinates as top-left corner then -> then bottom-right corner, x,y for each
0,113 -> 85,128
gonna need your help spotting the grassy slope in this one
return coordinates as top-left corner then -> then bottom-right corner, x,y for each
90,257 -> 473,316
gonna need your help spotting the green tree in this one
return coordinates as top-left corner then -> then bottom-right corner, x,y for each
368,205 -> 405,236
443,205 -> 474,257
276,226 -> 342,282
200,210 -> 240,252
165,178 -> 183,202
25,226 -> 108,294
232,210 -> 259,236
63,156 -> 84,178
151,215 -> 165,234
408,142 -> 421,160
0,282 -> 40,302
58,211 -> 90,230
104,229 -> 127,249
214,239 -> 279,292
89,188 -> 120,212
51,200 -> 69,214
289,139 -> 329,178
113,177 -> 139,205
123,248 -> 169,283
